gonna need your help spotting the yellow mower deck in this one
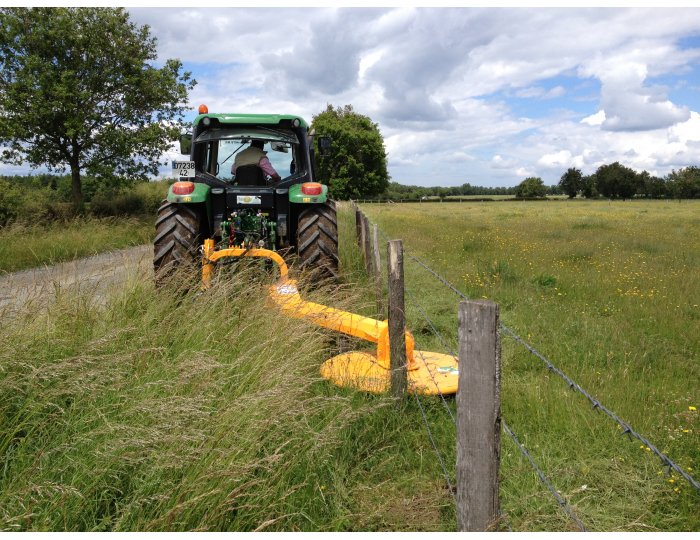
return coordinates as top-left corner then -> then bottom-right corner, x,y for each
202,240 -> 459,396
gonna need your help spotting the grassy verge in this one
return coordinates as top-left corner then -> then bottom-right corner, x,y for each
361,200 -> 699,531
0,216 -> 153,274
7,199 -> 695,530
0,204 -> 458,531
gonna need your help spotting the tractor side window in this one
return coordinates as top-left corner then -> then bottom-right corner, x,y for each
202,141 -> 218,176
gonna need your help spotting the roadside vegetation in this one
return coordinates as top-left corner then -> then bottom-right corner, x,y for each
0,177 -> 165,273
0,205 -> 457,532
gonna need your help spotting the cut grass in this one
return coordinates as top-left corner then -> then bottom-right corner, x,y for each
0,216 -> 154,274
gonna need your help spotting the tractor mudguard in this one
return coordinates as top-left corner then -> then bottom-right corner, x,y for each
288,183 -> 328,204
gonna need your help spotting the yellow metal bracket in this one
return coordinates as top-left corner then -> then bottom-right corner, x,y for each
202,239 -> 458,395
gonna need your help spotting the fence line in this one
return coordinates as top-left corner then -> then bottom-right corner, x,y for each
357,203 -> 591,531
404,285 -> 587,531
355,203 -> 700,494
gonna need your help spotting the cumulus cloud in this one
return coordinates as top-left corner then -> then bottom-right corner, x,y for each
581,52 -> 690,131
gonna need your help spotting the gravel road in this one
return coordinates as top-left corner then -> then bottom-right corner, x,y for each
0,245 -> 152,311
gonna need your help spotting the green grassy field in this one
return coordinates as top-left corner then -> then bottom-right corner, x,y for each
0,199 -> 697,531
360,199 -> 699,531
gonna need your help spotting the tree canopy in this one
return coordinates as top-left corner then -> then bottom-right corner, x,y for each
667,166 -> 700,199
594,162 -> 639,199
559,167 -> 583,198
515,176 -> 547,198
311,104 -> 389,200
0,7 -> 195,206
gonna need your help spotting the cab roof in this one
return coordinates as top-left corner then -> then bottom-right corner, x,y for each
193,113 -> 309,129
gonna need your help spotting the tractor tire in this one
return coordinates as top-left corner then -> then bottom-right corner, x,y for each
153,200 -> 202,287
296,201 -> 339,281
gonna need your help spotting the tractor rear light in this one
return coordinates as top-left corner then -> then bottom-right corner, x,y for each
172,181 -> 195,195
301,182 -> 322,195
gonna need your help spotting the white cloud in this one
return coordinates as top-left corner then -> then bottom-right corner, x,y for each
7,7 -> 700,188
581,110 -> 605,126
538,150 -> 573,169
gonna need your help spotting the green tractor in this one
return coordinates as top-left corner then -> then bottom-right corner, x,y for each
154,107 -> 338,285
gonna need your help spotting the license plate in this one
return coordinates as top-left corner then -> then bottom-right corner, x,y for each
237,195 -> 261,205
171,160 -> 195,178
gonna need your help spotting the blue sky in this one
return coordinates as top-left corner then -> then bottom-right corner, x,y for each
3,6 -> 700,188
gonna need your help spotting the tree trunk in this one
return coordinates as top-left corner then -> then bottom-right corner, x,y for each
70,160 -> 82,209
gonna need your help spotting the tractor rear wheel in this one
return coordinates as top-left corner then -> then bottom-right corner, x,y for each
296,201 -> 339,280
153,200 -> 203,287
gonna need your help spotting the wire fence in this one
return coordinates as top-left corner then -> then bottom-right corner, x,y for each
352,202 -> 699,531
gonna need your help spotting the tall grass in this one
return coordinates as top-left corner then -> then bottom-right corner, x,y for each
0,209 -> 458,531
361,200 -> 700,531
0,217 -> 153,274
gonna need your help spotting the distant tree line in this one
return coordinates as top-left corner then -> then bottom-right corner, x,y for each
558,163 -> 700,200
374,163 -> 699,201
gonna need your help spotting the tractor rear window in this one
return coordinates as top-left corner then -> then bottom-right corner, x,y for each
210,138 -> 299,181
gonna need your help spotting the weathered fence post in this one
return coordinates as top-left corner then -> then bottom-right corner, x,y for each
372,223 -> 383,315
456,300 -> 501,531
387,239 -> 407,398
361,214 -> 372,275
355,208 -> 363,251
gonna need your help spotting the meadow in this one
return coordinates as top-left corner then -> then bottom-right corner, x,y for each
0,198 -> 697,531
360,199 -> 699,531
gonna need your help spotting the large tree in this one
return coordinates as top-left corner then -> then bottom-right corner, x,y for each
559,167 -> 583,198
311,104 -> 389,200
515,176 -> 547,198
0,8 -> 195,206
594,162 -> 639,199
667,166 -> 700,199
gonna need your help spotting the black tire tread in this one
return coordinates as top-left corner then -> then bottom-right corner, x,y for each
153,200 -> 201,286
296,201 -> 339,280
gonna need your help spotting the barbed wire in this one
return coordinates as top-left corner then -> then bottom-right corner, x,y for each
502,420 -> 588,531
358,207 -> 700,493
412,390 -> 458,507
497,325 -> 700,491
404,287 -> 458,425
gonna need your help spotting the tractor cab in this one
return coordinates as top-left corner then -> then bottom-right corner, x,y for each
154,107 -> 338,286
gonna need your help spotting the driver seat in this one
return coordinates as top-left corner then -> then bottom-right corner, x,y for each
235,165 -> 266,186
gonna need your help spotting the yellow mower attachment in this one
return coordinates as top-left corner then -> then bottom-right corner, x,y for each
202,239 -> 459,396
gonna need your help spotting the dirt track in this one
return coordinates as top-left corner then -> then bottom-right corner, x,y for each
0,245 -> 152,311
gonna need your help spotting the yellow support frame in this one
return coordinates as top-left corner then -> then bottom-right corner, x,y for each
202,239 -> 459,395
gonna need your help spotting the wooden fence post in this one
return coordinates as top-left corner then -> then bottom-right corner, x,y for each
355,208 -> 363,251
456,300 -> 501,531
372,223 -> 383,315
361,214 -> 372,275
387,239 -> 407,398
